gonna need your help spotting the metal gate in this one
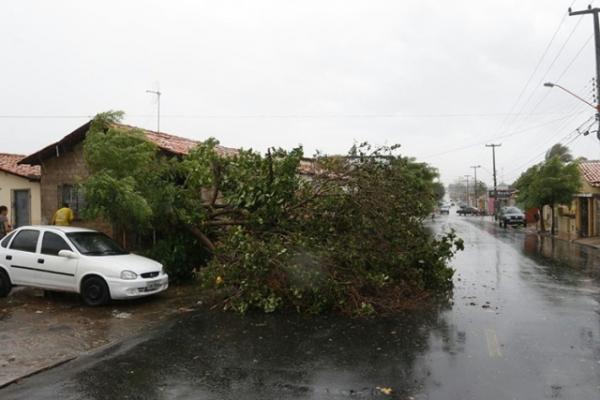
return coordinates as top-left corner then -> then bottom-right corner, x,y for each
13,189 -> 31,228
580,197 -> 589,238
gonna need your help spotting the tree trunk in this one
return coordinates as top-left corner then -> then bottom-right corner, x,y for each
187,225 -> 216,253
539,205 -> 545,232
550,203 -> 555,236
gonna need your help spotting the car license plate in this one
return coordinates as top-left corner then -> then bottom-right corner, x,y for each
146,282 -> 161,291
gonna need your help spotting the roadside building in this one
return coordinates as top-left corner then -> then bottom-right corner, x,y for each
18,121 -> 237,235
0,153 -> 41,227
544,160 -> 600,240
574,160 -> 600,238
487,183 -> 516,215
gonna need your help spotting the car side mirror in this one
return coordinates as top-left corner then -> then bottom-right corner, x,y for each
58,250 -> 79,259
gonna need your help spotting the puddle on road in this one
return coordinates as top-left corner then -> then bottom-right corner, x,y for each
0,285 -> 201,387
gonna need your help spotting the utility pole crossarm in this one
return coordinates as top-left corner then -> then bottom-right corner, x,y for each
569,7 -> 600,16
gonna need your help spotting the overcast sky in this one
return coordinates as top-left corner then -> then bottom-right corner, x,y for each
1,0 -> 599,185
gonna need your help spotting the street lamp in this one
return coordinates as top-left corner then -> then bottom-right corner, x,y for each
543,82 -> 599,111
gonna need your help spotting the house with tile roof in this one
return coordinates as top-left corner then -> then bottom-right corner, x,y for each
574,160 -> 600,238
18,121 -> 237,234
548,160 -> 600,240
0,153 -> 42,227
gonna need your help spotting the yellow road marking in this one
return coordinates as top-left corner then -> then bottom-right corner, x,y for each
485,328 -> 503,358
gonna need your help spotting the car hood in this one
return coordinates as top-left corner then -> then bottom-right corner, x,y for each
84,253 -> 162,274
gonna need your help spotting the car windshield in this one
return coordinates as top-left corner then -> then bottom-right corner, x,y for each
66,232 -> 128,256
505,207 -> 522,214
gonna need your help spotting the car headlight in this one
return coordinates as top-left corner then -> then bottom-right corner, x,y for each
120,270 -> 138,280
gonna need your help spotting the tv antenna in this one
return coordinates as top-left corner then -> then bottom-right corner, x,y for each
146,89 -> 162,133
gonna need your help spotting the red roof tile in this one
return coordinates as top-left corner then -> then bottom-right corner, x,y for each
20,121 -> 239,166
115,124 -> 239,157
579,160 -> 600,187
0,153 -> 41,179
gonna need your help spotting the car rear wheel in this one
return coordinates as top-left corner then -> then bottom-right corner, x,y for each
0,269 -> 11,297
81,276 -> 110,307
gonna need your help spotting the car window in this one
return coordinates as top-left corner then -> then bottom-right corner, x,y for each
10,230 -> 40,253
66,232 -> 128,256
41,232 -> 72,256
505,207 -> 521,213
0,231 -> 17,248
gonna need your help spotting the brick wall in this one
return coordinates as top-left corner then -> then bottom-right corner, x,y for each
39,141 -> 113,236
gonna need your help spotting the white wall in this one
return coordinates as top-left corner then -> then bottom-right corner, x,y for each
0,171 -> 42,226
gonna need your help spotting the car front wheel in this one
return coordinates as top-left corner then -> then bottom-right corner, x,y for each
81,276 -> 110,307
0,269 -> 11,297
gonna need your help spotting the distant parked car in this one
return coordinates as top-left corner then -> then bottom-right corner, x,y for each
0,226 -> 169,306
440,205 -> 451,214
497,206 -> 526,228
457,206 -> 480,216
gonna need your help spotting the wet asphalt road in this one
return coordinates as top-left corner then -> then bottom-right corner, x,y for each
2,214 -> 600,399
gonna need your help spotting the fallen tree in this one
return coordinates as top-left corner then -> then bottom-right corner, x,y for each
82,112 -> 463,315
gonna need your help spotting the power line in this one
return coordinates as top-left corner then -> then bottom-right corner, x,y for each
501,102 -> 587,166
503,115 -> 596,180
420,111 -> 587,160
505,13 -> 586,132
523,33 -> 594,119
554,33 -> 594,82
494,1 -> 578,137
0,115 -> 93,119
0,112 -> 578,120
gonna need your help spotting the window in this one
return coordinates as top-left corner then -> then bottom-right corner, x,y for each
58,184 -> 85,218
10,230 -> 40,253
67,232 -> 128,256
41,232 -> 72,256
0,231 -> 17,248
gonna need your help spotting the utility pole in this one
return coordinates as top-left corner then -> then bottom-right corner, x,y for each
146,89 -> 162,133
485,144 -> 501,215
470,165 -> 481,208
569,5 -> 600,138
464,175 -> 471,206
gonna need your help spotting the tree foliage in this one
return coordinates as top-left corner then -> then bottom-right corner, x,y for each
514,151 -> 581,235
432,181 -> 446,203
545,143 -> 573,163
81,113 -> 463,315
82,111 -> 158,232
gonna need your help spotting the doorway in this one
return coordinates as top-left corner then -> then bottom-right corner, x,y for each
580,197 -> 589,238
13,189 -> 31,228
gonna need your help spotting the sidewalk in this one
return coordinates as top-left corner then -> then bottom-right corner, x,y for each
0,285 -> 201,388
517,220 -> 600,250
573,236 -> 600,249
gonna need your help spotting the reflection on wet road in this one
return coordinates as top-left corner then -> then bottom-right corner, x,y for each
2,214 -> 600,399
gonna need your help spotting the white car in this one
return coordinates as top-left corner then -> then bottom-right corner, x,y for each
0,226 -> 168,306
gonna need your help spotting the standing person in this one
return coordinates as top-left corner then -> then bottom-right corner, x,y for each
52,203 -> 74,226
0,206 -> 11,238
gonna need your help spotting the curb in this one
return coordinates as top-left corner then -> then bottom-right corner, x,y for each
0,356 -> 76,389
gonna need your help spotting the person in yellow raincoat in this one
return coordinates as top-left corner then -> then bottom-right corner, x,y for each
52,203 -> 74,226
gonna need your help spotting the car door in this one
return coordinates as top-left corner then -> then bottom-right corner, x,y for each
6,229 -> 41,285
0,230 -> 18,279
38,231 -> 78,291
